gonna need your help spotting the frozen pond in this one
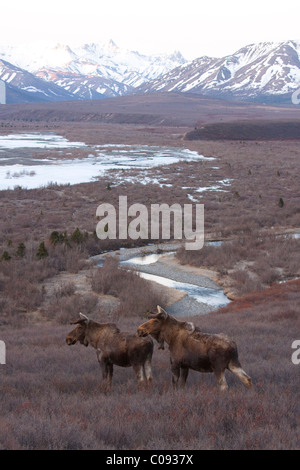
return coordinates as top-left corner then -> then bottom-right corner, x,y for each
0,133 -> 86,150
0,132 -> 212,190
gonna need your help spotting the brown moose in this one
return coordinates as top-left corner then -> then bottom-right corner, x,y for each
137,306 -> 252,391
66,313 -> 153,391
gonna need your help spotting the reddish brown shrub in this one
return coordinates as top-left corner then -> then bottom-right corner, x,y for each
91,257 -> 167,317
44,293 -> 99,324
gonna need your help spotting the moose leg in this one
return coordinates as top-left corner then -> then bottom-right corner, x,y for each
97,350 -> 113,392
143,359 -> 153,384
133,364 -> 145,388
213,368 -> 228,392
99,361 -> 113,392
106,363 -> 113,391
180,367 -> 189,388
170,360 -> 181,390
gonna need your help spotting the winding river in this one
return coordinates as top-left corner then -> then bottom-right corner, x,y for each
95,245 -> 230,315
121,252 -> 230,310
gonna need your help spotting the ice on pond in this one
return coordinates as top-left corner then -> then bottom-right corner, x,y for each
0,133 -> 86,149
0,132 -> 212,190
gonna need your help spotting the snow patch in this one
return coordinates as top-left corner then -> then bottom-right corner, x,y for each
0,133 -> 212,190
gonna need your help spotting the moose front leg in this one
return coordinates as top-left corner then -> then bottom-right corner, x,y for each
97,350 -> 113,392
170,359 -> 181,390
180,367 -> 189,388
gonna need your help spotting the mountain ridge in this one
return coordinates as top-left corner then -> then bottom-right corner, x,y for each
0,58 -> 77,103
139,40 -> 300,103
0,40 -> 300,104
0,40 -> 186,101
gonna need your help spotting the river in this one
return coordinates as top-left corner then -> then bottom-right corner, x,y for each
94,244 -> 230,316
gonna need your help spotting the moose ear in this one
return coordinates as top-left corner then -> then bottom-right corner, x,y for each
70,319 -> 84,325
185,322 -> 195,334
157,306 -> 168,318
79,312 -> 90,323
70,312 -> 90,325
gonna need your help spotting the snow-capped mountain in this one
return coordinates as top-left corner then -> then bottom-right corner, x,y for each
0,40 -> 186,101
36,70 -> 134,100
0,59 -> 76,103
139,41 -> 300,102
0,40 -> 300,104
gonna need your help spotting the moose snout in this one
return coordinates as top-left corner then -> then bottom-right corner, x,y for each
137,327 -> 147,337
66,336 -> 76,345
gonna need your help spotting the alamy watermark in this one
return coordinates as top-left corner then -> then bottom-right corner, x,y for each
291,340 -> 300,365
96,196 -> 204,251
291,88 -> 300,105
0,340 -> 6,365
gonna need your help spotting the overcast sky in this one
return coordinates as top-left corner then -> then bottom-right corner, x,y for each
2,0 -> 300,59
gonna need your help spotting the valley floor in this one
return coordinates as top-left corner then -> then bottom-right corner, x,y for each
0,118 -> 299,450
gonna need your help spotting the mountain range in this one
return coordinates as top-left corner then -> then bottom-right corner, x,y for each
0,40 -> 300,104
139,41 -> 300,103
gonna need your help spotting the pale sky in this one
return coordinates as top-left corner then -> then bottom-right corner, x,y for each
2,0 -> 300,59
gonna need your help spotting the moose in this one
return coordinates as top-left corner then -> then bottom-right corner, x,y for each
66,313 -> 153,391
137,306 -> 252,391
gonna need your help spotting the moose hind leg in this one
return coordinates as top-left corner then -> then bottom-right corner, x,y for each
143,359 -> 152,384
214,368 -> 228,392
133,364 -> 145,387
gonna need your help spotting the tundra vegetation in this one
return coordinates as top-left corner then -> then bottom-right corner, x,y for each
0,119 -> 299,450
0,280 -> 298,450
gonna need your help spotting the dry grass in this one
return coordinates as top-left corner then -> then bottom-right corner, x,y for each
177,233 -> 300,296
0,279 -> 299,450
